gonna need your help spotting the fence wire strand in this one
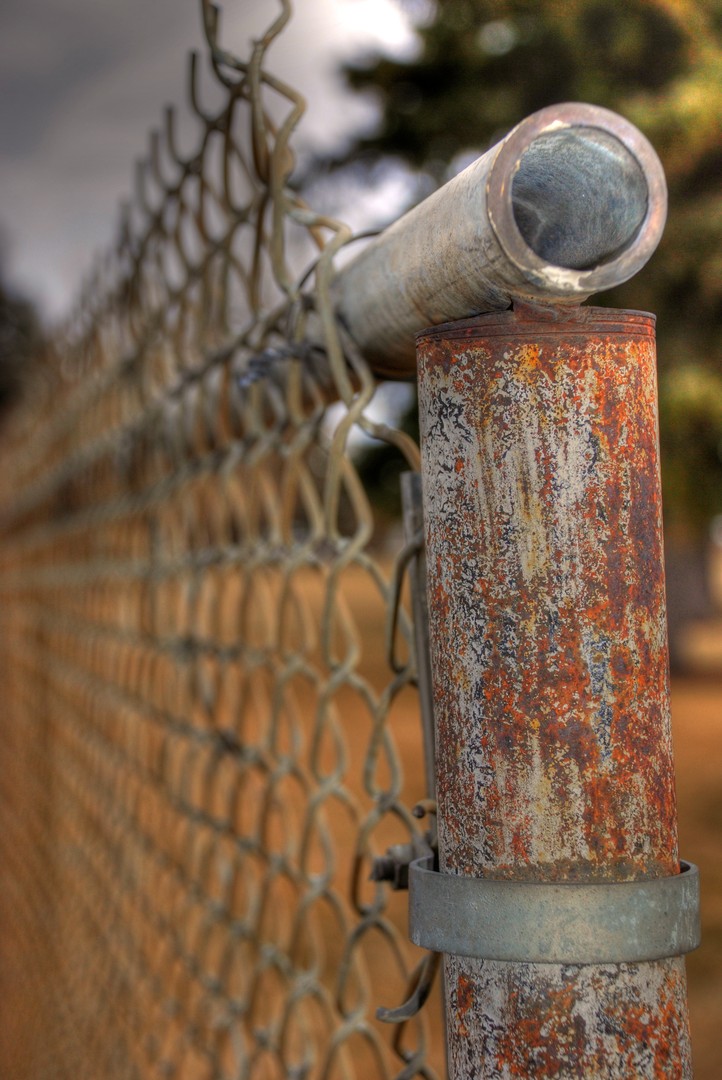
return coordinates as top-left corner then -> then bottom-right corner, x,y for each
0,4 -> 441,1078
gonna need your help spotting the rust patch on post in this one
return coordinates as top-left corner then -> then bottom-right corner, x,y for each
417,304 -> 692,1077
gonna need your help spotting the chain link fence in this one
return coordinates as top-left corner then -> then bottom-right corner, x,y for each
0,4 -> 444,1077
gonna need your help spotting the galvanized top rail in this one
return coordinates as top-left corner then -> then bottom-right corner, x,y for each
332,102 -> 667,376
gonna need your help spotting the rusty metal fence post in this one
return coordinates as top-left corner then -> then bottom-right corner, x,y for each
413,303 -> 698,1077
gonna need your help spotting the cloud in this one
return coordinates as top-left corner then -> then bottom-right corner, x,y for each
0,0 -> 415,318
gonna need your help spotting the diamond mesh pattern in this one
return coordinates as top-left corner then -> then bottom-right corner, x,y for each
0,4 -> 442,1078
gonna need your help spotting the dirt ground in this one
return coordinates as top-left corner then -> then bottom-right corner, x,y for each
649,548 -> 722,1073
670,675 -> 722,1079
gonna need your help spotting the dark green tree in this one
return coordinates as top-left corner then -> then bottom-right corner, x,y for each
0,279 -> 41,418
339,0 -> 722,542
0,238 -> 43,420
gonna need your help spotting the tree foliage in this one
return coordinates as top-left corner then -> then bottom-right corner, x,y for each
340,0 -> 722,536
0,276 -> 42,419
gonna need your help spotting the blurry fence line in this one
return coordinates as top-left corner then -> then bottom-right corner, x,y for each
0,4 -> 440,1078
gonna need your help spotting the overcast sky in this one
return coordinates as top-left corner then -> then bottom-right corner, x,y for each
0,0 -> 416,319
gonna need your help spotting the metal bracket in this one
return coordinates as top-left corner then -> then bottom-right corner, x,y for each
410,855 -> 701,965
371,800 -> 439,891
376,949 -> 442,1025
374,475 -> 442,1027
386,472 -> 436,803
373,808 -> 440,1025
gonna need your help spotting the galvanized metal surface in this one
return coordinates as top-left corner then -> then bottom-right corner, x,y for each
410,856 -> 700,965
400,472 -> 437,801
417,304 -> 693,1077
332,104 -> 667,376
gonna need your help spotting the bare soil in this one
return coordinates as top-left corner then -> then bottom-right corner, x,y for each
671,676 -> 722,1079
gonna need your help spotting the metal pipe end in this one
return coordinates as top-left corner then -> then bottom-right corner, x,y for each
487,103 -> 668,300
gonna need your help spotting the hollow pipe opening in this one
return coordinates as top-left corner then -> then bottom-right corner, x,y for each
330,103 -> 667,375
487,103 -> 667,296
511,129 -> 648,270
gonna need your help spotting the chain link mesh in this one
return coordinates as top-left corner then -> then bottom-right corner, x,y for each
0,4 -> 444,1077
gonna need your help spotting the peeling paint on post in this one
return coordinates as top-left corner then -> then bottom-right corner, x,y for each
417,304 -> 692,1078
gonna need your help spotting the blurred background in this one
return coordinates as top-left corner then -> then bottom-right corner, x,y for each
3,0 -> 722,662
1,0 -> 721,1074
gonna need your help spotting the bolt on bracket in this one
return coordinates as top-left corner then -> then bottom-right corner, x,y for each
409,854 -> 701,965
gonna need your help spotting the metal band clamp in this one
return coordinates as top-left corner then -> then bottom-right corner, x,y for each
409,856 -> 700,965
